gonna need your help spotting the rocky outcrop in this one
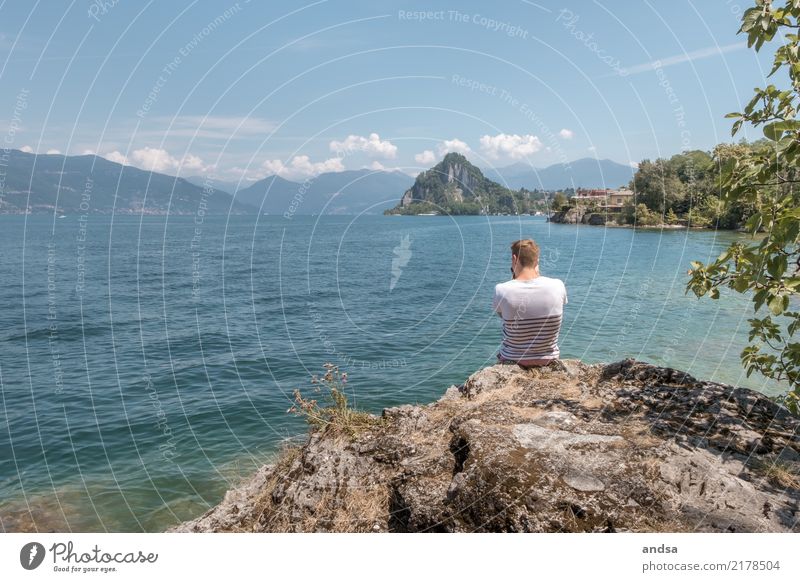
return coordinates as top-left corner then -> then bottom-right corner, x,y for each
549,208 -> 607,225
587,213 -> 606,225
391,153 -> 521,214
171,359 -> 800,533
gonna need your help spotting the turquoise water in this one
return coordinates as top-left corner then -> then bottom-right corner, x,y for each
0,214 -> 785,532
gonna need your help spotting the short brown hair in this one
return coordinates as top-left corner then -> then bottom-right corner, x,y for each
511,239 -> 540,268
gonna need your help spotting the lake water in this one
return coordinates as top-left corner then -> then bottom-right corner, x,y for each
0,214 -> 785,532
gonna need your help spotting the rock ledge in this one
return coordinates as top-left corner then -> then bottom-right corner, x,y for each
170,359 -> 799,533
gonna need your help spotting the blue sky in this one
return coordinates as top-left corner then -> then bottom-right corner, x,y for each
0,0 -> 779,183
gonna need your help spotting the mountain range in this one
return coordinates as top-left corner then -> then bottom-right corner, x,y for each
1,149 -> 636,215
484,157 -> 635,190
0,149 -> 248,215
233,169 -> 415,215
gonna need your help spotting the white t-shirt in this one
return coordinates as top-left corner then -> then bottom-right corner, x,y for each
492,276 -> 567,362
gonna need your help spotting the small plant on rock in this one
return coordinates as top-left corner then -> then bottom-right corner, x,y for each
288,363 -> 383,436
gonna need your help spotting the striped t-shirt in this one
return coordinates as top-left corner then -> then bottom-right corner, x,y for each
492,276 -> 567,362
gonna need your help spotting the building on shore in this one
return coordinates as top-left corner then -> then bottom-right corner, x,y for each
572,188 -> 634,212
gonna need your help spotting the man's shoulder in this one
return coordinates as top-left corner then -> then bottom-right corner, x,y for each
495,279 -> 516,291
539,276 -> 566,289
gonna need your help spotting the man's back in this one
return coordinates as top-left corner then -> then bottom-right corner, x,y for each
493,276 -> 567,363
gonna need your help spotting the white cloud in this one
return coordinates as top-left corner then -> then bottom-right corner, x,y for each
260,155 -> 345,180
131,147 -> 177,173
81,149 -> 96,155
46,149 -> 61,155
329,133 -> 398,159
20,145 -> 33,153
260,159 -> 285,176
104,151 -> 129,165
368,161 -> 385,171
622,42 -> 746,76
587,145 -> 597,152
437,138 -> 471,156
102,147 -> 209,175
414,150 -> 436,165
559,128 -> 574,140
139,148 -> 208,174
479,133 -> 542,160
146,115 -> 276,140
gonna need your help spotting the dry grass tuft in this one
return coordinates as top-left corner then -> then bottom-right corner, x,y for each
748,457 -> 800,490
290,363 -> 386,438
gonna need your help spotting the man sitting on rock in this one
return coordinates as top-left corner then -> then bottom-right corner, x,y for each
492,239 -> 567,368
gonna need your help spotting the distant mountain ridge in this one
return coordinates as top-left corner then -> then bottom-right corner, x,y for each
484,158 -> 635,190
184,175 -> 247,196
234,169 -> 414,215
1,149 -> 635,215
0,150 -> 248,215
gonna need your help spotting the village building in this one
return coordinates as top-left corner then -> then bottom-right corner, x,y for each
572,187 -> 634,211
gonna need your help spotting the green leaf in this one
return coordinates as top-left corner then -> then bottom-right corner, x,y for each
733,276 -> 750,293
763,122 -> 783,140
754,289 -> 768,312
771,119 -> 800,131
768,295 -> 785,316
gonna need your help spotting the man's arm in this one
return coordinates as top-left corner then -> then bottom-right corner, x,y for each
492,285 -> 503,316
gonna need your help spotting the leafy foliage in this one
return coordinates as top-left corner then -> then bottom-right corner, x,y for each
634,203 -> 660,226
552,191 -> 569,211
687,0 -> 800,413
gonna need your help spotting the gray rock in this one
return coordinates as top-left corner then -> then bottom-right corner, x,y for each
564,472 -> 606,492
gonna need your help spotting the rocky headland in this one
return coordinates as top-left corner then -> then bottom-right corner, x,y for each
171,359 -> 800,533
548,207 -> 692,229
